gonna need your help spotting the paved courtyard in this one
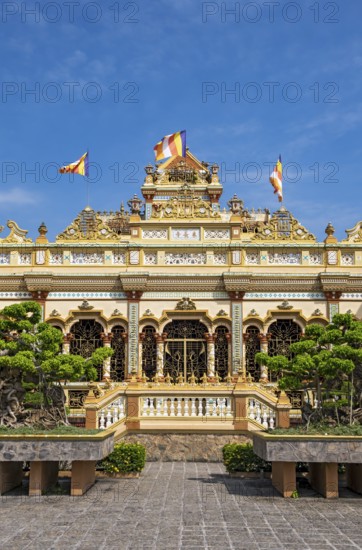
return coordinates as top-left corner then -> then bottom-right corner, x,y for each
0,462 -> 362,550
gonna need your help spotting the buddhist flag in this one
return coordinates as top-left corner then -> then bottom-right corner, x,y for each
269,155 -> 283,202
154,130 -> 186,161
59,151 -> 89,176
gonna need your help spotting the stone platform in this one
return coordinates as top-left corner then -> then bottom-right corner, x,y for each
0,433 -> 114,497
253,433 -> 362,498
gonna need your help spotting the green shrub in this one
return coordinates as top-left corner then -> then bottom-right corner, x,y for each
222,443 -> 271,473
100,442 -> 146,474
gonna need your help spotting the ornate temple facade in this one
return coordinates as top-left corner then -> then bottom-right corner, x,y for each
1,149 -> 362,396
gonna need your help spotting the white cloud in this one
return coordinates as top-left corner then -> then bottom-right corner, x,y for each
0,188 -> 38,206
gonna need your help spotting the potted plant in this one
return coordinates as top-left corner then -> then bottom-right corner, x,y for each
99,442 -> 146,478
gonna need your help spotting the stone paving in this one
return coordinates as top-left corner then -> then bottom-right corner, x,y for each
0,462 -> 362,550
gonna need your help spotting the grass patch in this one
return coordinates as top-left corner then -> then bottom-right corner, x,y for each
270,424 -> 362,436
0,425 -> 100,435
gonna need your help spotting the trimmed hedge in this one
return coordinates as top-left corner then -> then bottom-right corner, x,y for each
100,442 -> 146,474
222,442 -> 271,473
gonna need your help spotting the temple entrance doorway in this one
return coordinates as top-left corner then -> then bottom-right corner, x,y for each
163,320 -> 208,381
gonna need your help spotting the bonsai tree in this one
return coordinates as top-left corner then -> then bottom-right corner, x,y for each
0,301 -> 113,428
256,314 -> 362,426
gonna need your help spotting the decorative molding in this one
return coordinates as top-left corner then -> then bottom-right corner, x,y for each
144,253 -> 157,265
0,220 -> 32,243
175,297 -> 197,310
142,229 -> 167,239
0,253 -> 10,265
312,309 -> 323,316
204,229 -> 229,239
231,302 -> 242,372
165,253 -> 207,265
71,252 -> 104,265
48,292 -> 127,299
19,253 -> 32,265
213,253 -> 227,265
49,309 -> 61,317
78,300 -> 94,310
216,309 -> 228,316
49,252 -> 63,265
0,292 -> 32,298
142,291 -> 229,299
113,253 -> 126,265
341,253 -> 354,266
341,293 -> 362,300
277,301 -> 293,310
268,252 -> 301,265
244,292 -> 325,299
56,207 -> 119,242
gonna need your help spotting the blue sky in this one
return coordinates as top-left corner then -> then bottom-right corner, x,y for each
0,0 -> 361,240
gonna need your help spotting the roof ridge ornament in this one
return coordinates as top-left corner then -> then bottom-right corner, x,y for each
252,207 -> 316,242
56,207 -> 119,242
0,220 -> 32,243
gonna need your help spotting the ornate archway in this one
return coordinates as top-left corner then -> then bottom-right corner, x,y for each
163,320 -> 208,381
141,325 -> 157,380
70,320 -> 104,380
245,325 -> 261,380
267,319 -> 302,381
215,325 -> 229,379
110,325 -> 126,381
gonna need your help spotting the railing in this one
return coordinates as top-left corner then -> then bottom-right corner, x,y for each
83,380 -> 290,432
141,396 -> 233,419
98,396 -> 126,429
248,398 -> 275,430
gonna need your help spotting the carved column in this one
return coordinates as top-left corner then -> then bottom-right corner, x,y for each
30,290 -> 49,321
228,291 -> 244,374
258,333 -> 270,382
126,291 -> 143,377
63,333 -> 74,355
155,333 -> 167,378
324,291 -> 342,322
225,333 -> 232,376
138,332 -> 146,377
101,333 -> 113,380
205,333 -> 216,378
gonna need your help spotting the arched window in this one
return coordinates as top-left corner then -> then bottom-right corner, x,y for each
141,326 -> 157,380
163,320 -> 208,381
245,326 -> 261,380
110,325 -> 126,381
70,320 -> 103,381
215,326 -> 229,379
267,319 -> 302,381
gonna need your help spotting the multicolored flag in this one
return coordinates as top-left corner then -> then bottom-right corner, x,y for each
59,151 -> 89,176
269,155 -> 283,202
154,131 -> 186,161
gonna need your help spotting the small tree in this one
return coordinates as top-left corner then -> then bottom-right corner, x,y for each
0,301 -> 113,428
256,314 -> 362,426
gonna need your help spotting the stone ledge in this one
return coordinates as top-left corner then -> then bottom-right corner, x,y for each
0,434 -> 114,462
253,433 -> 362,463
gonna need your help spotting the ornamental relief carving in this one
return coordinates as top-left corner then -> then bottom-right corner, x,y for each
252,207 -> 315,242
151,184 -> 220,220
0,220 -> 32,243
343,221 -> 362,243
57,207 -> 119,242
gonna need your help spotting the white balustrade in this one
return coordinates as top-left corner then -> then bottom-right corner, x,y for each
247,398 -> 275,430
98,396 -> 126,429
140,396 -> 233,419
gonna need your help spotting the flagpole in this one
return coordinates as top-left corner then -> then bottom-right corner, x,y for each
86,148 -> 90,207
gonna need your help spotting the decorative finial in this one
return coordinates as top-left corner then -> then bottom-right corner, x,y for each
36,221 -> 48,244
324,222 -> 338,243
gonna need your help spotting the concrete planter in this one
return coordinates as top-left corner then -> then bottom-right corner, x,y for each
0,433 -> 114,496
253,433 -> 362,499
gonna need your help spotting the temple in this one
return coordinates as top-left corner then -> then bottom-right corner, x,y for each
0,148 -> 361,422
